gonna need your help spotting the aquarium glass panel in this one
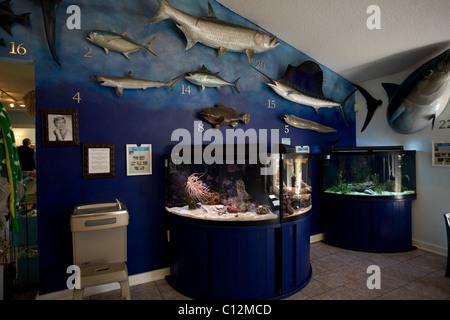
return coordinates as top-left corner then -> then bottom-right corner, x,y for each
280,154 -> 312,218
165,152 -> 278,223
323,149 -> 416,198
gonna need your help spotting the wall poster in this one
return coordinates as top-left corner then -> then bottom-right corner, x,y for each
432,141 -> 450,167
126,144 -> 152,176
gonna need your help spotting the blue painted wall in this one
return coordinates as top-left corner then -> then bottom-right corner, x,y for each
0,0 -> 355,294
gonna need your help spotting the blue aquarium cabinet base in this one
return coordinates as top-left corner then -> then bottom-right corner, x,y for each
166,213 -> 312,300
323,195 -> 416,253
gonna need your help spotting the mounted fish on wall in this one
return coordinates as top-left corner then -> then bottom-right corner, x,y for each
147,0 -> 280,63
94,71 -> 185,97
201,104 -> 249,129
354,84 -> 382,132
252,61 -> 356,127
283,114 -> 337,134
86,30 -> 158,60
383,48 -> 450,134
184,65 -> 240,93
0,0 -> 30,36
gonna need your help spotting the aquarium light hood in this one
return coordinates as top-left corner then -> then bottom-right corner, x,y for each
331,146 -> 404,153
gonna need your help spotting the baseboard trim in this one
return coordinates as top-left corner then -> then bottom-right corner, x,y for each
412,239 -> 447,256
36,267 -> 170,300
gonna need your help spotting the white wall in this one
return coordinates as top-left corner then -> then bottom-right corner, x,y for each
355,70 -> 450,254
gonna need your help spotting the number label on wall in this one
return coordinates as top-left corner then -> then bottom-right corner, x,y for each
9,42 -> 27,55
181,85 -> 191,95
73,92 -> 81,103
438,119 -> 450,129
267,100 -> 276,109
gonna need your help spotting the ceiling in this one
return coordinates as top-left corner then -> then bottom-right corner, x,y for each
217,0 -> 450,83
0,59 -> 34,113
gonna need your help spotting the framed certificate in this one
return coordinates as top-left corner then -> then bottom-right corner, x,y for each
126,144 -> 152,176
82,143 -> 115,178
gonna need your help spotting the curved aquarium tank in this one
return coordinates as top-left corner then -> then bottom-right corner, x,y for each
164,145 -> 312,223
322,146 -> 416,198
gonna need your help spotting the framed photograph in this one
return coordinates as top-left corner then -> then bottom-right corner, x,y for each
126,144 -> 152,176
83,143 -> 115,178
41,109 -> 79,146
432,141 -> 450,167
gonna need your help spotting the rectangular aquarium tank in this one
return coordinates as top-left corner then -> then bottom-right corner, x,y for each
164,145 -> 312,223
322,146 -> 416,198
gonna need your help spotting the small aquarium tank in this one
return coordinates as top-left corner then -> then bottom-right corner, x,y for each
322,146 -> 416,198
164,145 -> 312,223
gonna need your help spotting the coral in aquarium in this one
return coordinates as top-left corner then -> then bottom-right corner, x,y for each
185,173 -> 212,205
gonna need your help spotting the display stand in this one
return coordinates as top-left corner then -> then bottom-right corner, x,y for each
166,212 -> 311,300
322,194 -> 416,253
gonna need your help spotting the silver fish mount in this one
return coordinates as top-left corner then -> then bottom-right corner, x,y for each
383,48 -> 450,134
147,0 -> 279,63
184,65 -> 240,93
284,114 -> 337,134
94,71 -> 184,97
86,30 -> 157,60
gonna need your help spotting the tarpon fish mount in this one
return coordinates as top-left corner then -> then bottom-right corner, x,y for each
252,61 -> 356,127
184,65 -> 240,93
355,84 -> 382,132
0,0 -> 30,36
283,114 -> 337,134
94,71 -> 184,97
200,104 -> 250,129
41,0 -> 63,65
147,0 -> 280,63
86,30 -> 157,60
383,48 -> 450,134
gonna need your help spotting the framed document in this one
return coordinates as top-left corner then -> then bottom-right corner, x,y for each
126,144 -> 152,176
83,143 -> 115,178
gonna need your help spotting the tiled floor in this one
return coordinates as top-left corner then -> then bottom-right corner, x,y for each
87,242 -> 450,300
12,242 -> 449,300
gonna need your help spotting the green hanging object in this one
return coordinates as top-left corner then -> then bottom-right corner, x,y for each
0,101 -> 24,233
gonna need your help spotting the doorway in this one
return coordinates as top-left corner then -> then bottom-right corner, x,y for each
0,58 -> 36,299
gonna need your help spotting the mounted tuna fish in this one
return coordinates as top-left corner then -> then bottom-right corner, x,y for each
87,30 -> 157,60
284,114 -> 337,133
185,65 -> 240,93
252,61 -> 356,127
355,84 -> 382,132
201,104 -> 250,129
383,49 -> 450,134
94,71 -> 184,97
147,0 -> 279,63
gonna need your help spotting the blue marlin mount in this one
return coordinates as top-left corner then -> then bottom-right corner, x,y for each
383,48 -> 450,134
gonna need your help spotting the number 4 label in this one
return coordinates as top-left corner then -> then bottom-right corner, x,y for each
73,92 -> 81,103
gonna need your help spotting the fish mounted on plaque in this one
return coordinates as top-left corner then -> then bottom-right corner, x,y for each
252,61 -> 356,127
283,114 -> 337,133
184,65 -> 240,93
200,104 -> 250,129
86,30 -> 157,60
383,48 -> 450,134
94,71 -> 184,97
147,0 -> 280,63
